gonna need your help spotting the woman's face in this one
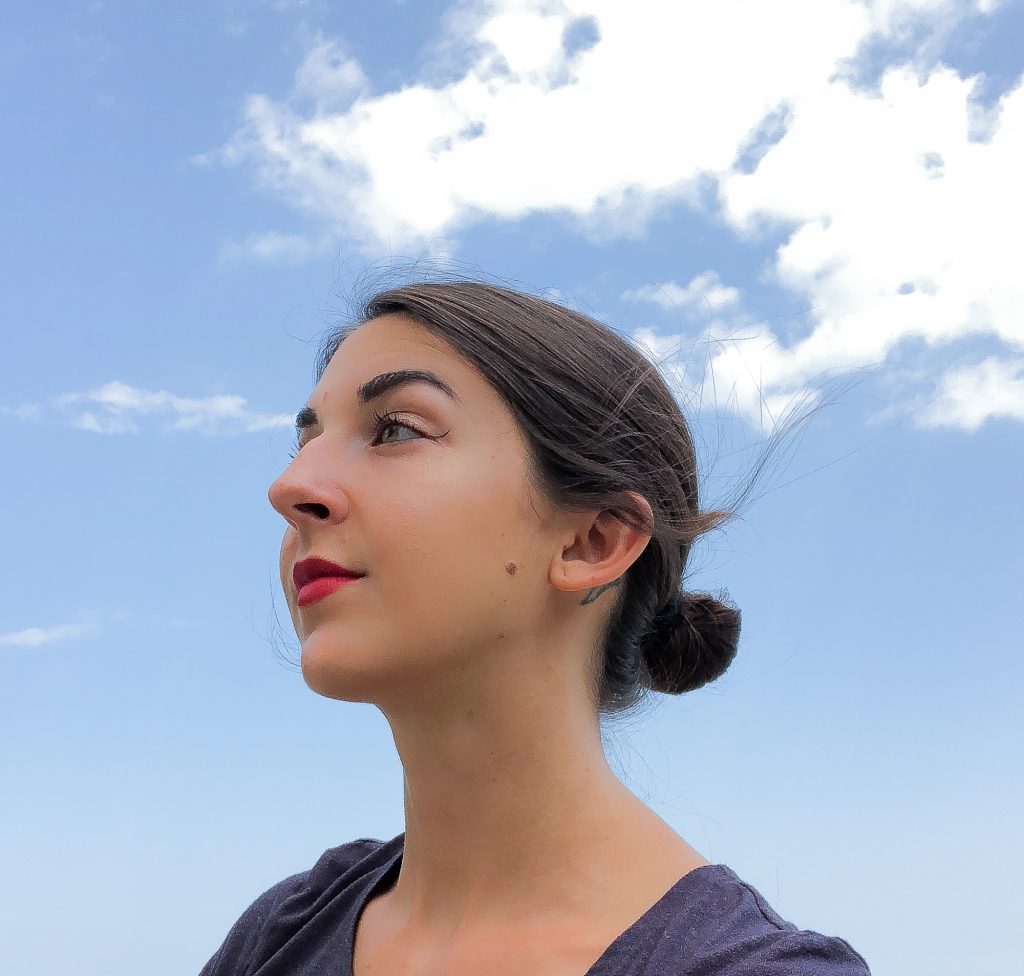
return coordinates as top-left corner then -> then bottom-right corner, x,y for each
268,313 -> 559,704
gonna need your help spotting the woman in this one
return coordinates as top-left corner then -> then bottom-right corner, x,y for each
200,281 -> 871,975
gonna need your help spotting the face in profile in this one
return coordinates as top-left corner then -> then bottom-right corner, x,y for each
268,313 -> 558,705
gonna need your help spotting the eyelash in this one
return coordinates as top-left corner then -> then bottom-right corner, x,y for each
287,410 -> 436,459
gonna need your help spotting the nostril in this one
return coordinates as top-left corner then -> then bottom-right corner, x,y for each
295,502 -> 330,520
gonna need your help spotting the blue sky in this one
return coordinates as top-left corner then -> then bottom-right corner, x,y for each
2,2 -> 1022,973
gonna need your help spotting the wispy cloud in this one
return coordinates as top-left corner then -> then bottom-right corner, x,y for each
218,229 -> 334,264
622,272 -> 740,315
0,621 -> 98,648
625,269 -> 1022,433
6,381 -> 292,435
107,608 -> 200,630
0,611 -> 203,649
1,403 -> 43,422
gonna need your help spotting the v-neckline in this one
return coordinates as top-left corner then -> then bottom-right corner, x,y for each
343,840 -> 732,976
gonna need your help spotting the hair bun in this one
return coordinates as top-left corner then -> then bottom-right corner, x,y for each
640,592 -> 741,694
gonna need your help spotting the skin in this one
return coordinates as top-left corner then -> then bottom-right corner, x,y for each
267,313 -> 709,970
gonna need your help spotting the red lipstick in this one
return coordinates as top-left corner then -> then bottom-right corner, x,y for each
293,557 -> 365,608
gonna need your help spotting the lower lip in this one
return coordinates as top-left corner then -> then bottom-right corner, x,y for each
296,576 -> 363,608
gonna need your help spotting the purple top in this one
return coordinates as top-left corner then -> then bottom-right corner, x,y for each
199,833 -> 871,975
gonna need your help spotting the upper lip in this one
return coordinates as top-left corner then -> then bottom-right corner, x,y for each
293,557 -> 366,589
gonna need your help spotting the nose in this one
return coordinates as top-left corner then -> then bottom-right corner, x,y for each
268,453 -> 349,529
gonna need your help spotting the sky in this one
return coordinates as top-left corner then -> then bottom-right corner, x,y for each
1,1 -> 1022,973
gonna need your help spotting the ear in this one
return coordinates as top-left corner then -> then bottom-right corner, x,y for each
548,493 -> 654,596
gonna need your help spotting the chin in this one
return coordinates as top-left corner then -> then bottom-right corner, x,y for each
300,654 -> 375,703
298,626 -> 389,704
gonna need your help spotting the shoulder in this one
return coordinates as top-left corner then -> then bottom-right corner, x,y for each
705,927 -> 872,975
198,836 -> 392,976
656,864 -> 871,975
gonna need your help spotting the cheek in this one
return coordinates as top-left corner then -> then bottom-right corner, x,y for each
279,530 -> 299,615
406,456 -> 535,585
279,529 -> 297,581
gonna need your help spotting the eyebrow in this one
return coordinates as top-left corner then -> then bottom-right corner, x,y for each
294,369 -> 460,436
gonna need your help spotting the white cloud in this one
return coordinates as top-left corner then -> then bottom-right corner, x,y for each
917,356 -> 1024,429
8,381 -> 292,436
717,65 -> 1024,376
696,59 -> 1024,429
212,0 -> 942,247
210,0 -> 1022,431
623,272 -> 740,315
0,621 -> 97,648
215,0 -> 867,247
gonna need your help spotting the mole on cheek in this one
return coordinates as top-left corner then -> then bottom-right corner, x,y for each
505,561 -> 518,576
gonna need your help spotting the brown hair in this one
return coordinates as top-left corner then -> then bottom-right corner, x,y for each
316,280 -> 741,718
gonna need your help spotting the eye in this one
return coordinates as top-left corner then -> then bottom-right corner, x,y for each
370,409 -> 426,446
285,412 -> 449,458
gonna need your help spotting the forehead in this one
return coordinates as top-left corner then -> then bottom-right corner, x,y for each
315,314 -> 475,395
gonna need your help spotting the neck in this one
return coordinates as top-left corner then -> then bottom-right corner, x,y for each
373,654 -> 705,938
